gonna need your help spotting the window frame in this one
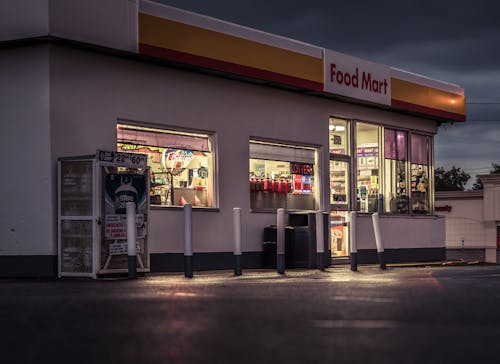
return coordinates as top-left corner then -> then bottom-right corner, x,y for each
249,138 -> 321,213
354,121 -> 383,214
329,116 -> 435,216
116,121 -> 219,210
409,132 -> 433,214
383,128 -> 409,214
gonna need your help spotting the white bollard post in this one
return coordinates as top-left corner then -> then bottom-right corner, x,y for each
315,211 -> 325,271
126,202 -> 137,279
184,204 -> 193,278
349,211 -> 358,271
372,212 -> 386,270
233,207 -> 242,276
277,208 -> 285,274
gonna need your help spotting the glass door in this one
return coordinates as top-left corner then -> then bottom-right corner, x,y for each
330,159 -> 350,257
58,159 -> 96,278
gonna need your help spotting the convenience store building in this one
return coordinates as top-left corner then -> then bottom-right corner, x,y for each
0,0 -> 466,277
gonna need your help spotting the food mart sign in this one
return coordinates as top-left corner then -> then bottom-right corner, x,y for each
324,49 -> 391,106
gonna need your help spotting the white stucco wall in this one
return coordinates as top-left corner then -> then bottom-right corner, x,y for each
49,46 -> 440,255
0,0 -> 138,53
435,197 -> 484,248
0,46 -> 53,255
49,0 -> 138,52
482,178 -> 500,222
356,214 -> 445,250
0,0 -> 49,41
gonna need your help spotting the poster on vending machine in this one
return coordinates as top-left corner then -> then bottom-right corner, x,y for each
101,170 -> 149,271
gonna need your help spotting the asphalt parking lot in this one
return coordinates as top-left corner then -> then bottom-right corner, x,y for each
2,264 -> 500,364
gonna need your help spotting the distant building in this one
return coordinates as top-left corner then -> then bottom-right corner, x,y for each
435,175 -> 500,263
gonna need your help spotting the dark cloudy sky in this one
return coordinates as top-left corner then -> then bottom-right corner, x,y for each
153,0 -> 500,188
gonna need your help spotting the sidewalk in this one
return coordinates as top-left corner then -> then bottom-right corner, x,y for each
113,259 -> 487,283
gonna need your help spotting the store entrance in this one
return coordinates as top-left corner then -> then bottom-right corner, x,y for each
330,159 -> 350,257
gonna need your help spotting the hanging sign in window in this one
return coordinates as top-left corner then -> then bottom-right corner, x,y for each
290,163 -> 314,175
161,149 -> 194,172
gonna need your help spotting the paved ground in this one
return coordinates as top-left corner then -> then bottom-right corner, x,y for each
2,264 -> 500,364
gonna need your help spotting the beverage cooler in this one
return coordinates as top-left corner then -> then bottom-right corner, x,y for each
58,150 -> 150,278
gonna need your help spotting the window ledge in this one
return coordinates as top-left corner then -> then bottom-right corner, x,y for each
150,205 -> 220,212
250,208 -> 319,214
356,212 -> 441,218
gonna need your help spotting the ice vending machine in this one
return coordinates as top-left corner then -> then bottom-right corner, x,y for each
58,150 -> 150,278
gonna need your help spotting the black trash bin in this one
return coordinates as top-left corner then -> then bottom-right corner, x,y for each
262,212 -> 330,269
262,226 -> 294,268
288,211 -> 331,268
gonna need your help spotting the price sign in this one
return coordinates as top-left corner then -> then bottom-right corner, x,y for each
97,150 -> 148,168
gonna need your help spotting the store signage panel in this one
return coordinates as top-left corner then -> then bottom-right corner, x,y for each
435,205 -> 452,212
324,49 -> 391,106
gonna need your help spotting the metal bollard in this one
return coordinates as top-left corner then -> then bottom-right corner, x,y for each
315,211 -> 325,271
184,204 -> 193,278
372,212 -> 386,270
233,207 -> 242,276
126,202 -> 137,279
349,211 -> 358,271
277,208 -> 285,274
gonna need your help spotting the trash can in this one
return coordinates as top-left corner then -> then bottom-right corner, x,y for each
262,226 -> 294,268
262,212 -> 330,269
288,211 -> 331,268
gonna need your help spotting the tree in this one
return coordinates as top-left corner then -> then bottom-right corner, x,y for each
434,165 -> 470,191
472,163 -> 500,190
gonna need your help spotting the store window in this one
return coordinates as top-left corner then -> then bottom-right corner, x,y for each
249,140 -> 318,211
384,129 -> 408,213
117,124 -> 215,208
329,117 -> 350,257
356,123 -> 380,213
410,134 -> 430,214
329,118 -> 349,155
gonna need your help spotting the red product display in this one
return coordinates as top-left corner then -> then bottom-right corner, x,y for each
254,179 -> 260,191
293,174 -> 303,194
251,176 -> 291,194
263,177 -> 270,191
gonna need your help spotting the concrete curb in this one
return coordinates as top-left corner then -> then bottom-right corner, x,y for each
387,260 -> 482,268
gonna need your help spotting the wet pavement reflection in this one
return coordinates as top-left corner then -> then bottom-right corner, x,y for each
2,265 -> 500,364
